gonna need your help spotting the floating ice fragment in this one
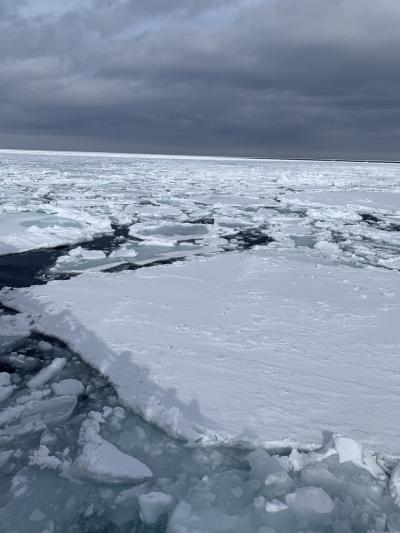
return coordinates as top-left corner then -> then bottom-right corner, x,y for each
0,394 -> 77,428
265,499 -> 288,513
0,372 -> 14,403
333,435 -> 386,479
27,358 -> 67,388
68,246 -> 106,260
139,491 -> 173,525
71,417 -> 153,484
0,449 -> 13,469
38,340 -> 52,351
29,444 -> 63,471
288,448 -> 309,472
29,508 -> 46,522
51,379 -> 84,397
314,240 -> 341,256
230,486 -> 244,498
109,243 -> 138,258
389,463 -> 400,507
247,449 -> 283,481
285,486 -> 334,515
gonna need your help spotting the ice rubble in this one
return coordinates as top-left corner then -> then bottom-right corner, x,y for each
3,247 -> 400,455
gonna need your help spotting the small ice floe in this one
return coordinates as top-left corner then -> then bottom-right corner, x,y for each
333,435 -> 386,480
139,491 -> 173,525
129,222 -> 208,246
108,243 -> 137,258
265,499 -> 288,513
0,449 -> 13,469
37,340 -> 52,352
27,358 -> 67,389
51,246 -> 108,274
285,486 -> 334,515
0,372 -> 14,403
0,393 -> 77,429
29,444 -> 64,472
68,247 -> 106,260
0,211 -> 111,256
70,416 -> 153,484
390,463 -> 400,507
51,379 -> 84,397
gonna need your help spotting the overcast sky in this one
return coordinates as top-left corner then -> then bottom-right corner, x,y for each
1,0 -> 400,159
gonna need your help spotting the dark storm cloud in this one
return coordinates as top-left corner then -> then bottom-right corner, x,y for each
1,0 -> 400,159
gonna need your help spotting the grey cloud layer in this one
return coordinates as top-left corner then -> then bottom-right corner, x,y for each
1,0 -> 399,158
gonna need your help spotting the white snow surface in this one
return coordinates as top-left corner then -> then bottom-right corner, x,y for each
3,248 -> 400,454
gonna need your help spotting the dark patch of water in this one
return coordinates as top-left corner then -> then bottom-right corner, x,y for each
223,227 -> 274,250
0,225 -> 132,289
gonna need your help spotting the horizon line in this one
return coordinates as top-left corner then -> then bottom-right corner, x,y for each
0,146 -> 399,165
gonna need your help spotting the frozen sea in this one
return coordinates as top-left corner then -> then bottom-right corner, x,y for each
1,149 -> 400,532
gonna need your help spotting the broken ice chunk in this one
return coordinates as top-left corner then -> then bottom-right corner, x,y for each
29,445 -> 64,471
285,486 -> 334,515
314,240 -> 341,256
37,340 -> 52,352
0,372 -> 14,403
139,491 -> 173,525
51,379 -> 84,397
0,394 -> 77,431
68,246 -> 106,260
0,449 -> 13,469
247,449 -> 283,481
333,436 -> 386,479
389,462 -> 400,507
27,358 -> 67,389
73,436 -> 153,484
71,418 -> 153,484
29,508 -> 46,522
109,244 -> 137,258
265,499 -> 288,513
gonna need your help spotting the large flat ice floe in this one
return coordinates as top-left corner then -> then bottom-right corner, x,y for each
3,248 -> 400,455
0,211 -> 111,256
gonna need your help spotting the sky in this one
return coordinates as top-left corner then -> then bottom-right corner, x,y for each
0,0 -> 400,160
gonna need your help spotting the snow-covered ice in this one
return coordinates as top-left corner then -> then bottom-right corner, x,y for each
70,416 -> 153,484
0,212 -> 111,256
3,248 -> 400,455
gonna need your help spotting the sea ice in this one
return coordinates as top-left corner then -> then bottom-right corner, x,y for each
71,416 -> 153,484
0,372 -> 14,403
51,379 -> 84,397
27,358 -> 67,388
4,248 -> 400,453
285,486 -> 334,515
139,491 -> 173,524
0,212 -> 110,256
